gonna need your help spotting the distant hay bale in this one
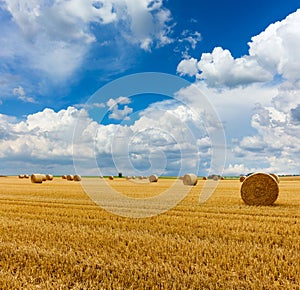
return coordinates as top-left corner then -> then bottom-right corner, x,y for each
213,175 -> 219,181
74,174 -> 81,181
149,175 -> 158,182
108,176 -> 114,180
67,175 -> 74,181
241,172 -> 279,206
24,174 -> 29,179
221,176 -> 225,180
239,176 -> 246,182
62,175 -> 67,179
46,174 -> 53,181
202,176 -> 207,180
18,174 -> 24,179
183,173 -> 198,186
31,174 -> 44,184
270,173 -> 280,183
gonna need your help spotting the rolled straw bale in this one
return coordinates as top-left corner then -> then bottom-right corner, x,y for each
18,174 -> 24,179
41,174 -> 47,181
149,175 -> 158,182
241,172 -> 279,206
213,175 -> 219,181
74,174 -> 81,181
108,176 -> 114,180
31,174 -> 44,184
202,176 -> 207,180
24,174 -> 29,179
46,174 -> 53,181
67,175 -> 74,181
221,176 -> 225,180
239,176 -> 246,182
62,175 -> 67,179
183,173 -> 198,186
270,173 -> 280,183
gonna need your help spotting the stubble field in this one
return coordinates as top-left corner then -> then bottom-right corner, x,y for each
0,176 -> 299,289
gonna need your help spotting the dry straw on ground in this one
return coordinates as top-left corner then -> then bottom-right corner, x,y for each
183,173 -> 198,186
241,172 -> 279,206
239,176 -> 246,182
74,175 -> 81,181
149,175 -> 158,182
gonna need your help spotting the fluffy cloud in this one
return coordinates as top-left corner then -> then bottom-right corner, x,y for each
12,85 -> 36,103
177,57 -> 198,77
177,9 -> 300,88
0,0 -> 173,87
0,102 -> 216,176
175,9 -> 300,175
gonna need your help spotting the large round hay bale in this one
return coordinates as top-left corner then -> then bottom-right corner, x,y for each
241,172 -> 279,206
18,174 -> 24,179
31,174 -> 44,184
62,175 -> 67,179
183,173 -> 198,186
74,174 -> 81,181
239,176 -> 246,182
202,176 -> 207,180
108,176 -> 114,180
46,174 -> 53,181
24,174 -> 29,179
270,173 -> 280,183
213,175 -> 219,181
149,175 -> 158,182
67,175 -> 74,181
221,176 -> 225,180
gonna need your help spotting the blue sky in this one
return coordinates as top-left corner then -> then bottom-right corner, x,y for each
0,0 -> 300,176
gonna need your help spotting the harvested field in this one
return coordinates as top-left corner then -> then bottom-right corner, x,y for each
0,176 -> 299,289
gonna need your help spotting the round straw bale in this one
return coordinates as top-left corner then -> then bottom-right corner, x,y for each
183,173 -> 198,186
46,174 -> 53,181
241,172 -> 279,206
149,174 -> 158,182
202,176 -> 207,180
213,175 -> 219,181
67,174 -> 74,181
74,174 -> 81,181
221,176 -> 225,180
62,175 -> 67,179
24,174 -> 29,179
18,174 -> 24,179
239,176 -> 246,182
108,176 -> 114,180
31,174 -> 44,184
270,173 -> 280,183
